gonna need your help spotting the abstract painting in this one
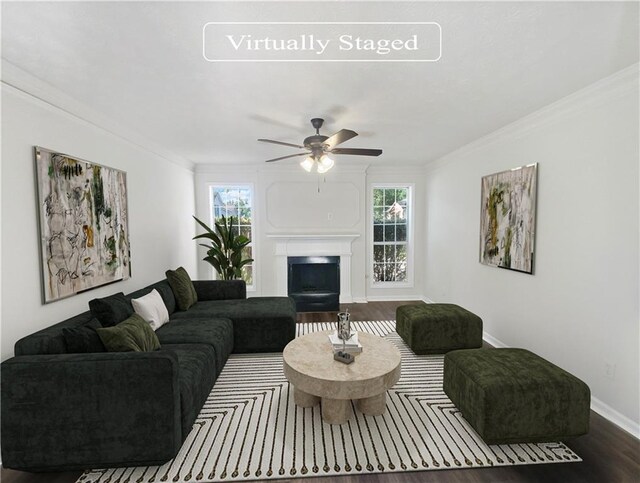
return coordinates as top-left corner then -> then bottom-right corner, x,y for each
35,147 -> 130,303
480,164 -> 537,274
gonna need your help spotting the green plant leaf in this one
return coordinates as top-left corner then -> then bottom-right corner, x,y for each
193,213 -> 253,281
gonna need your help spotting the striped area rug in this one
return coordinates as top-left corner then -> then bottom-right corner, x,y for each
79,321 -> 580,483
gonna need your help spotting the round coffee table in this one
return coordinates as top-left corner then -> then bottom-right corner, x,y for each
283,330 -> 401,424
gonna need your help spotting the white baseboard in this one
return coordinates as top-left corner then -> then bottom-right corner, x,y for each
351,297 -> 368,304
591,397 -> 640,439
482,331 -> 509,348
366,295 -> 425,302
421,296 -> 435,304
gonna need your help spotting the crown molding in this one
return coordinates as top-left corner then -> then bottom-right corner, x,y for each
366,164 -> 428,177
424,63 -> 640,174
1,60 -> 195,172
195,163 -> 260,175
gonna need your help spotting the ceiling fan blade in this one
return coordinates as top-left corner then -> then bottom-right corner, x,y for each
258,138 -> 306,149
265,152 -> 309,163
323,129 -> 358,149
331,148 -> 383,156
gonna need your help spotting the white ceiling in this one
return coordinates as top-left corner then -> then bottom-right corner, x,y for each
2,1 -> 638,167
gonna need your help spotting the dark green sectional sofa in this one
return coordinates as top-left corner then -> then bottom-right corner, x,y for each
1,279 -> 296,472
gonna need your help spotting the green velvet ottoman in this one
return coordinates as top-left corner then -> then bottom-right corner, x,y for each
396,304 -> 483,354
443,348 -> 591,444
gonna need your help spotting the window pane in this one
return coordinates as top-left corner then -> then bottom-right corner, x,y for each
373,262 -> 384,281
373,207 -> 384,223
395,263 -> 407,281
383,206 -> 393,221
384,225 -> 395,242
396,189 -> 407,203
373,225 -> 384,242
384,189 -> 395,206
373,189 -> 384,207
396,224 -> 407,242
384,245 -> 395,263
383,265 -> 394,282
239,225 -> 251,239
397,244 -> 407,262
239,207 -> 251,221
373,245 -> 384,262
242,265 -> 253,285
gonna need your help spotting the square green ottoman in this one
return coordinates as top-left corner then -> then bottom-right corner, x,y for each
396,304 -> 483,354
443,348 -> 591,444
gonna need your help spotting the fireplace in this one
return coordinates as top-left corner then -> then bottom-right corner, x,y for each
269,233 -> 359,304
288,256 -> 340,312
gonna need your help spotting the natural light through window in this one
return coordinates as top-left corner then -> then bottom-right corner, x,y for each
211,185 -> 254,288
372,186 -> 411,284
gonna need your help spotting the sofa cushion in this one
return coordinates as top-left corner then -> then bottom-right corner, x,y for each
170,297 -> 296,353
192,280 -> 246,301
156,318 -> 233,377
166,267 -> 198,311
126,280 -> 177,315
132,289 -> 170,330
15,311 -> 96,356
62,319 -> 105,353
89,292 -> 134,327
97,314 -> 161,352
163,343 -> 217,440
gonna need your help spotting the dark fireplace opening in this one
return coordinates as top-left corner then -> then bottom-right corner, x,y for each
288,256 -> 340,312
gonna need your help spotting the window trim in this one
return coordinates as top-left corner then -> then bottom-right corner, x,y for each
207,183 -> 256,292
369,183 -> 415,289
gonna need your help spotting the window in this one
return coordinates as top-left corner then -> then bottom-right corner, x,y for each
372,185 -> 411,284
210,185 -> 254,288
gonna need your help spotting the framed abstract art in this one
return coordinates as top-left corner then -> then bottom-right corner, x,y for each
480,163 -> 537,274
34,147 -> 131,303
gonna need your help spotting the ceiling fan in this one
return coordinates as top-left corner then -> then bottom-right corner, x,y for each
258,118 -> 382,173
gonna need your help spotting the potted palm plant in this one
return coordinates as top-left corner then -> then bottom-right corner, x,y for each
193,215 -> 254,280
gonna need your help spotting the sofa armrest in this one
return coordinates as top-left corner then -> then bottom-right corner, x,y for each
193,279 -> 246,301
1,350 -> 182,472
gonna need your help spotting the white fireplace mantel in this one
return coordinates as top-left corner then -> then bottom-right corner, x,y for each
267,234 -> 360,303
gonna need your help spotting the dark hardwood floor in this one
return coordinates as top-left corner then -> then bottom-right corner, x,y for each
3,301 -> 639,483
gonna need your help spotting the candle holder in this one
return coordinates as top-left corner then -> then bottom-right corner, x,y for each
334,309 -> 354,364
337,309 -> 352,339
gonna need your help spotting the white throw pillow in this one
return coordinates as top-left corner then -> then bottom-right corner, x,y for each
131,289 -> 170,331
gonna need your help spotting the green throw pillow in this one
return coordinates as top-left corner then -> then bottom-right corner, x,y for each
165,267 -> 197,311
97,313 -> 161,352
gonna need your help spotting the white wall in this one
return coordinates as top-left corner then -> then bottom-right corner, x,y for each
424,65 -> 639,434
1,84 -> 197,361
194,164 -> 426,302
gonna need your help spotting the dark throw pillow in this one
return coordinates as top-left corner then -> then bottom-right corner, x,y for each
63,320 -> 106,353
89,292 -> 134,327
96,313 -> 161,352
165,267 -> 198,311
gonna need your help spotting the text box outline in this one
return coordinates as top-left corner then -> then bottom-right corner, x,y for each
202,21 -> 442,62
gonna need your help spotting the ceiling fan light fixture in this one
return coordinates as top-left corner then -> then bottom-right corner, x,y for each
317,154 -> 334,174
300,156 -> 315,172
260,117 -> 382,167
